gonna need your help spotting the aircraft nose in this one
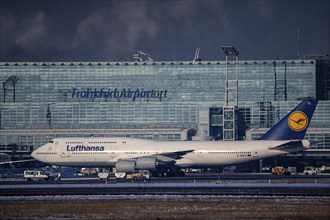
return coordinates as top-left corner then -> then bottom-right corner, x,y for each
31,150 -> 37,159
31,148 -> 40,160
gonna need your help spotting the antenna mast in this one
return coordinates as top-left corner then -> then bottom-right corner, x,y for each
297,27 -> 300,59
193,48 -> 201,61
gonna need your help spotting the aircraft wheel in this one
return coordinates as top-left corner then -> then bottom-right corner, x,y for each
179,170 -> 185,176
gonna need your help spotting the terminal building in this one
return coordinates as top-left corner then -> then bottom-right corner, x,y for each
1,56 -> 330,168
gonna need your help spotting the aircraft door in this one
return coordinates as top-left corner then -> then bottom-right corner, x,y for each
60,151 -> 65,158
61,150 -> 72,158
61,141 -> 72,158
66,151 -> 72,157
57,140 -> 66,158
253,149 -> 258,157
109,152 -> 116,162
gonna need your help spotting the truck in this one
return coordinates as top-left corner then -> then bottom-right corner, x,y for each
98,170 -> 150,182
271,166 -> 291,175
24,170 -> 61,181
115,170 -> 151,181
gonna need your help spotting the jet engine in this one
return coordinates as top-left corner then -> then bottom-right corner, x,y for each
115,159 -> 136,172
115,157 -> 159,172
136,157 -> 158,170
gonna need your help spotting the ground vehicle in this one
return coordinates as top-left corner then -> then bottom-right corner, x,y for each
319,165 -> 330,173
287,166 -> 297,175
115,170 -> 150,181
24,170 -> 61,181
222,166 -> 237,173
129,170 -> 151,181
303,166 -> 318,175
271,166 -> 291,175
261,165 -> 272,173
98,172 -> 110,180
79,168 -> 98,176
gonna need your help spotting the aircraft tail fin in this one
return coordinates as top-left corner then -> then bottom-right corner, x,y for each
259,99 -> 318,140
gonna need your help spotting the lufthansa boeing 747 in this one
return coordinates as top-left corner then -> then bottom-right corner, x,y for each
31,99 -> 318,176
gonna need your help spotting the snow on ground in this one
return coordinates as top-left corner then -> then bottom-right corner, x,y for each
1,194 -> 329,202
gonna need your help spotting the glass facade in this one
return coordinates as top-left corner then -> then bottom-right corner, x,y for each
0,60 -> 329,153
0,60 -> 317,103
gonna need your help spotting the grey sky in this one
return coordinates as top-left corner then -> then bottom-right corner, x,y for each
1,0 -> 329,61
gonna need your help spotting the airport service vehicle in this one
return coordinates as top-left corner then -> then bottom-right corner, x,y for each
303,166 -> 318,175
24,170 -> 61,181
271,167 -> 291,175
97,170 -> 150,181
79,167 -> 98,176
128,170 -> 151,181
97,172 -> 118,183
287,166 -> 297,175
98,172 -> 111,180
31,100 -> 317,177
261,165 -> 272,173
319,165 -> 330,173
115,170 -> 151,181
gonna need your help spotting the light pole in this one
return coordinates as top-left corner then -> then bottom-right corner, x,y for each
221,46 -> 239,140
221,46 -> 239,107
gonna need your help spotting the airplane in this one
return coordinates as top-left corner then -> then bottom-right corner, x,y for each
31,99 -> 318,176
0,153 -> 36,168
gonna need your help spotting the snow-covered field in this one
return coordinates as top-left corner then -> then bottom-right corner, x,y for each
1,194 -> 329,201
1,194 -> 329,219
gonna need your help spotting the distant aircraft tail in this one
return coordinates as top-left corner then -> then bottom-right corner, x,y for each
259,99 -> 318,140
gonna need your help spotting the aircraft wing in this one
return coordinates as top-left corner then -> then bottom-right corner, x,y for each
0,159 -> 36,165
154,150 -> 194,162
138,149 -> 194,163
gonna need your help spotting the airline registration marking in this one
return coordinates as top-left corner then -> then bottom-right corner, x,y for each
288,111 -> 308,132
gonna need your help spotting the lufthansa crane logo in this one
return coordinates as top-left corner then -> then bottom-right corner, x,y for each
288,111 -> 308,132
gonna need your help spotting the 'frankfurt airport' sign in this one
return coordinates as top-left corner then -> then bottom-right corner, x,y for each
71,88 -> 168,101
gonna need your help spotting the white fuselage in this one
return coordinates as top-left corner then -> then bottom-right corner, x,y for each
31,137 -> 309,168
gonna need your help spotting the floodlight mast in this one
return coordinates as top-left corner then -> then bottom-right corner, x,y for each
221,46 -> 239,141
221,46 -> 239,107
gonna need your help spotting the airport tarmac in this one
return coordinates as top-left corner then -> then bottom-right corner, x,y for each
1,173 -> 330,219
1,173 -> 330,196
1,172 -> 330,184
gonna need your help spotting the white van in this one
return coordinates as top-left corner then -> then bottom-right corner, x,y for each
303,166 -> 318,175
24,170 -> 54,181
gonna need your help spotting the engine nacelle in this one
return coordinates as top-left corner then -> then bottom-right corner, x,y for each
136,157 -> 158,170
115,160 -> 136,172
